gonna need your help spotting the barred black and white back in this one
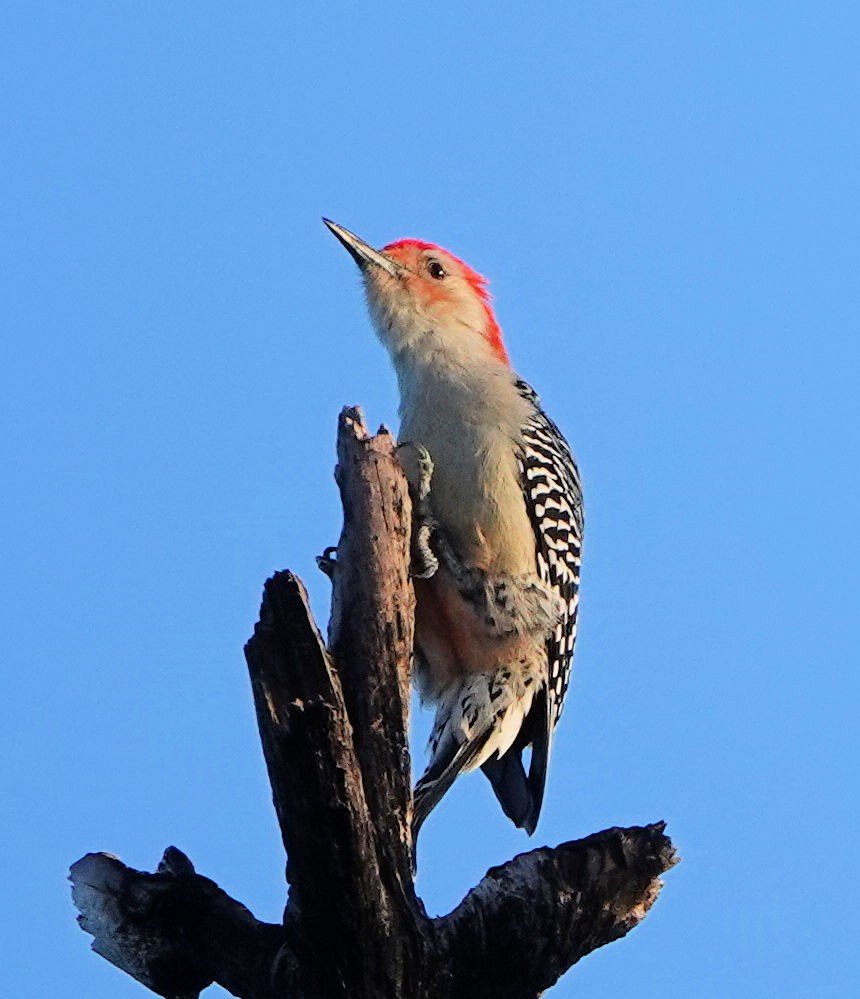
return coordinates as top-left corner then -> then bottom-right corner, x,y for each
516,380 -> 584,727
476,380 -> 583,834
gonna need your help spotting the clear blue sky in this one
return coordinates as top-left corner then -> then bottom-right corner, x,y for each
2,4 -> 858,996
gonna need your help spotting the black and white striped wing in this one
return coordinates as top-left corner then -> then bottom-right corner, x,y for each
516,380 -> 584,729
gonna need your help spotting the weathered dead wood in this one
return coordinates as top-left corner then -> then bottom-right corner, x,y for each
70,407 -> 677,998
436,823 -> 676,999
326,408 -> 420,919
70,847 -> 284,999
244,571 -> 393,996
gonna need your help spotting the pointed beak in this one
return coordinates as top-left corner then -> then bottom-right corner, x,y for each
323,218 -> 404,278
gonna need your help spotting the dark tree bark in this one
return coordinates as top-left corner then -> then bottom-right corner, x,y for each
70,408 -> 677,998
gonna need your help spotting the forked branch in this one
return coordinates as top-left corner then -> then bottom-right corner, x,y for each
70,408 -> 676,998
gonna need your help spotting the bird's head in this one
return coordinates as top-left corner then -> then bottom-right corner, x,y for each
324,219 -> 509,367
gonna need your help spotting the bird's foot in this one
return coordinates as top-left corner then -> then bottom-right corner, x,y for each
396,442 -> 434,502
316,546 -> 338,579
397,442 -> 439,579
411,519 -> 439,579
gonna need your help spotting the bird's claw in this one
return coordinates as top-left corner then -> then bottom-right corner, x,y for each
316,546 -> 338,578
396,442 -> 434,502
411,521 -> 439,579
398,443 -> 439,579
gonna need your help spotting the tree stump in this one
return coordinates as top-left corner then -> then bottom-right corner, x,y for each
70,407 -> 677,998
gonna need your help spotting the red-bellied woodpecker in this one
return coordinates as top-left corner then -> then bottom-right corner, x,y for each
324,219 -> 583,837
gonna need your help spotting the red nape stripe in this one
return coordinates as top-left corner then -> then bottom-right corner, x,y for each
383,238 -> 510,365
481,305 -> 509,365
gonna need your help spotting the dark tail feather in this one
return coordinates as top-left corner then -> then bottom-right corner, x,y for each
482,687 -> 552,836
523,687 -> 552,835
412,728 -> 494,841
481,749 -> 533,831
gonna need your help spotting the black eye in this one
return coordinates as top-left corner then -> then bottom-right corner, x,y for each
428,259 -> 447,280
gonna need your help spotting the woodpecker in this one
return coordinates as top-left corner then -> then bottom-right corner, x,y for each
324,219 -> 583,837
